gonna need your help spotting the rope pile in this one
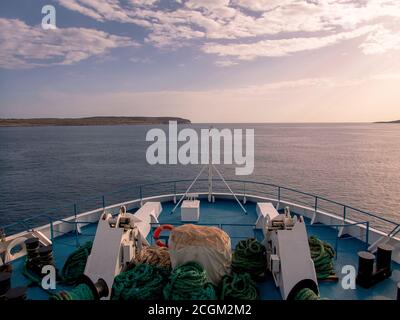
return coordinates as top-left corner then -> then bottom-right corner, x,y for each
231,239 -> 267,280
219,273 -> 258,300
163,262 -> 217,300
111,264 -> 169,300
129,246 -> 171,270
294,288 -> 320,300
308,236 -> 335,280
49,284 -> 95,301
61,241 -> 93,284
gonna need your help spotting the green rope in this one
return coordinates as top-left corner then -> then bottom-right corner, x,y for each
61,241 -> 93,285
49,283 -> 95,301
309,236 -> 335,279
163,262 -> 217,300
111,264 -> 169,300
294,288 -> 320,300
231,238 -> 267,280
22,263 -> 42,286
22,260 -> 56,296
219,273 -> 259,300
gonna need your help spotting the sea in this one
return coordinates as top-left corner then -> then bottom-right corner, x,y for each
1,123 -> 399,233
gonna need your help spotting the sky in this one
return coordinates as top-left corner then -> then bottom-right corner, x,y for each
0,0 -> 400,123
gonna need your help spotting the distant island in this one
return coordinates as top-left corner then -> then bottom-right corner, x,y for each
0,117 -> 191,127
375,120 -> 400,124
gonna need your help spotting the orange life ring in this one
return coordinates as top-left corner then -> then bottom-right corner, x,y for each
153,224 -> 174,247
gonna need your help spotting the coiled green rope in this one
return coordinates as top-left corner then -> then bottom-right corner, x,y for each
294,288 -> 320,300
163,262 -> 217,300
61,241 -> 93,285
111,264 -> 169,300
49,283 -> 95,300
309,236 -> 335,279
219,273 -> 259,300
231,239 -> 267,280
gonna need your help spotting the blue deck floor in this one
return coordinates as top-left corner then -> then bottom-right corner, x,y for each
8,199 -> 400,300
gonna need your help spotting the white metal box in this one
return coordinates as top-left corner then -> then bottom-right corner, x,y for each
181,200 -> 200,222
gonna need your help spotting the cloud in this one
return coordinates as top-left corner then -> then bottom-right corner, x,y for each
1,0 -> 398,69
215,60 -> 239,67
360,25 -> 400,54
54,0 -> 400,63
0,18 -> 137,69
202,25 -> 378,60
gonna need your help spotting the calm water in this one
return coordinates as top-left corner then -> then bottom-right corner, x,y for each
1,123 -> 399,232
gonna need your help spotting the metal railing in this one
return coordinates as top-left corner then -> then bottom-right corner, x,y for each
1,179 -> 399,242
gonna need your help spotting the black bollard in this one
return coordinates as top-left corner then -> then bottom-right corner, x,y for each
80,275 -> 109,300
356,251 -> 375,288
376,244 -> 393,272
25,237 -> 41,273
357,251 -> 375,277
0,263 -> 12,274
4,287 -> 27,301
38,245 -> 55,267
0,272 -> 12,297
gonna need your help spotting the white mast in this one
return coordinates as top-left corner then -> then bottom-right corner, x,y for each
171,125 -> 246,214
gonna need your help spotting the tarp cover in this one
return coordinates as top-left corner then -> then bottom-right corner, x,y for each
169,224 -> 232,285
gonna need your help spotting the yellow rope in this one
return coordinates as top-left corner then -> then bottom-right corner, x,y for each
130,246 -> 171,269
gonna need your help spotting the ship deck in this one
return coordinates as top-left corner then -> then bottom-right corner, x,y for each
8,199 -> 400,300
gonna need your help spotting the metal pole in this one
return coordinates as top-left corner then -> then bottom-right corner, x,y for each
213,165 -> 247,214
102,195 -> 105,209
314,197 -> 318,212
50,220 -> 54,243
365,222 -> 370,251
335,225 -> 339,260
74,204 -> 79,247
343,206 -> 347,222
171,165 -> 207,214
173,182 -> 177,204
208,126 -> 213,203
278,187 -> 281,202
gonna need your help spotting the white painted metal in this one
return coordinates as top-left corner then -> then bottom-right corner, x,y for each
4,236 -> 29,263
172,166 -> 207,213
2,192 -> 399,264
256,202 -> 280,233
31,230 -> 52,246
84,210 -> 137,300
133,202 -> 162,239
264,208 -> 318,300
181,200 -> 200,222
212,165 -> 247,214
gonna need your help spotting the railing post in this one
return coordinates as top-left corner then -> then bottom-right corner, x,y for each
50,219 -> 54,243
173,182 -> 177,204
102,195 -> 105,209
314,196 -> 318,212
278,187 -> 281,202
335,225 -> 339,260
343,206 -> 347,222
74,204 -> 79,247
140,186 -> 143,206
243,182 -> 247,204
365,222 -> 370,251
